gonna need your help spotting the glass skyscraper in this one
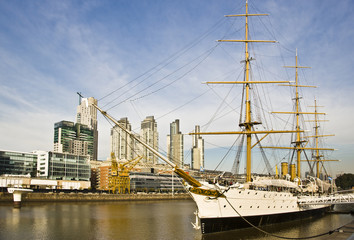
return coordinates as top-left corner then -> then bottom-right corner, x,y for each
0,150 -> 37,177
53,121 -> 94,160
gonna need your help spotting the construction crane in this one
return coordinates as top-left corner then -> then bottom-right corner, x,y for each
109,152 -> 143,194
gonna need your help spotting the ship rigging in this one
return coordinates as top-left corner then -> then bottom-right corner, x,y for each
91,0 -> 345,235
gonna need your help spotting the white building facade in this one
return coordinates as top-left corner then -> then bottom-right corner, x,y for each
191,125 -> 204,170
76,97 -> 98,161
110,117 -> 133,161
140,116 -> 158,165
167,119 -> 184,168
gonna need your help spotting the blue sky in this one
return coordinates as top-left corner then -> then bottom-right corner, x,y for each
0,0 -> 353,177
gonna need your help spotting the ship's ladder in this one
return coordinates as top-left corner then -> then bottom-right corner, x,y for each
297,192 -> 354,205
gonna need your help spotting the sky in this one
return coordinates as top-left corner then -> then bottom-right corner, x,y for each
0,0 -> 353,177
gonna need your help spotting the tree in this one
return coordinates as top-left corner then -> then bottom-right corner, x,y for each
335,173 -> 354,190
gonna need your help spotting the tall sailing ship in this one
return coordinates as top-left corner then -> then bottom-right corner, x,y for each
94,0 -> 336,234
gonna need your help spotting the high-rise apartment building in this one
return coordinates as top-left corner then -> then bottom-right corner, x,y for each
167,119 -> 184,168
110,117 -> 133,160
140,116 -> 158,165
76,97 -> 98,161
53,121 -> 94,160
191,125 -> 204,170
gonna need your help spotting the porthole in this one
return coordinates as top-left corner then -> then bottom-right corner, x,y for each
268,206 -> 270,208
250,206 -> 252,208
240,206 -> 242,208
224,205 -> 226,208
257,206 -> 260,208
248,192 -> 250,194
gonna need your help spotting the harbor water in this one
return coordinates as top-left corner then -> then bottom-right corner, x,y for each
0,200 -> 352,240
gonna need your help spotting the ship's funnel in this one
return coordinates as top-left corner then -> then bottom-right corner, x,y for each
290,164 -> 296,181
281,162 -> 288,178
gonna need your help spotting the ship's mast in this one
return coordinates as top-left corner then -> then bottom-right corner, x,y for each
286,51 -> 312,178
268,52 -> 336,179
312,100 -> 323,178
305,100 -> 336,178
190,1 -> 297,183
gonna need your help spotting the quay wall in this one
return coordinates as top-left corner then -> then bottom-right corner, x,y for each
0,192 -> 191,203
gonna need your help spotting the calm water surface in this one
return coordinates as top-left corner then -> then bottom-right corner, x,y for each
0,200 -> 352,240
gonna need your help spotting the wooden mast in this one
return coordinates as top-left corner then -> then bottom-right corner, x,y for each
217,0 -> 279,183
288,51 -> 311,178
268,51 -> 335,179
190,1 -> 297,183
305,100 -> 336,178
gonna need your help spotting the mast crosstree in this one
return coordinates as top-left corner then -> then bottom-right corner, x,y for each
304,100 -> 337,178
264,52 -> 335,179
190,1 -> 297,183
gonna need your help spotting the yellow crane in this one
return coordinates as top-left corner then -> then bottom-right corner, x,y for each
109,152 -> 143,194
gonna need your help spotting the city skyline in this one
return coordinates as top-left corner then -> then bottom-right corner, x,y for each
0,1 -> 353,176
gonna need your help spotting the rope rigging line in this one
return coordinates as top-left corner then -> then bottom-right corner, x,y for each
231,134 -> 244,175
99,14 -> 224,101
127,44 -> 220,104
155,88 -> 211,121
213,134 -> 242,172
102,2 -> 244,111
99,14 -> 229,107
104,108 -> 185,171
203,68 -> 243,131
105,44 -> 220,111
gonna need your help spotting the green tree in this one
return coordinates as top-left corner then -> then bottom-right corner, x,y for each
335,173 -> 354,190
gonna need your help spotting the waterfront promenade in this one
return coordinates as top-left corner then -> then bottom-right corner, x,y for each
0,192 -> 191,203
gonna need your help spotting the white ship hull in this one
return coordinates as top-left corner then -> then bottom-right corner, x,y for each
189,187 -> 331,234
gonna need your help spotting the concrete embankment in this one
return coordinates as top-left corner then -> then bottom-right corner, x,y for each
0,192 -> 191,203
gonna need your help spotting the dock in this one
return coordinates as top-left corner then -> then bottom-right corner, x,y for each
0,192 -> 191,203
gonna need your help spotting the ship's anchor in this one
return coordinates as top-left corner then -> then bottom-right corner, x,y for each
191,210 -> 200,230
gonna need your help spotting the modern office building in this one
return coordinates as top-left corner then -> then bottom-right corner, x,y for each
0,150 -> 90,189
76,97 -> 98,161
167,119 -> 184,168
111,117 -> 133,160
191,125 -> 204,170
53,121 -> 94,160
36,150 -> 90,181
130,172 -> 185,193
0,150 -> 37,177
140,116 -> 158,165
